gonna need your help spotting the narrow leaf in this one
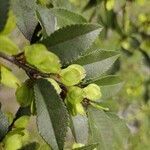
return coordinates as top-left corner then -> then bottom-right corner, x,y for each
0,109 -> 9,140
0,0 -> 9,31
36,6 -> 56,36
34,79 -> 68,150
12,0 -> 38,41
74,50 -> 120,80
42,24 -> 102,65
88,107 -> 129,150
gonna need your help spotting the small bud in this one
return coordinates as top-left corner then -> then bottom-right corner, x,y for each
24,44 -> 61,73
83,84 -> 102,101
47,78 -> 62,94
60,64 -> 86,86
66,86 -> 84,104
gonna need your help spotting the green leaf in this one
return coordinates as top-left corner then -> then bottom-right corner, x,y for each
0,109 -> 9,140
0,0 -> 10,31
12,0 -> 38,41
74,50 -> 120,80
0,36 -> 19,55
73,143 -> 99,150
70,115 -> 88,144
93,75 -> 124,99
49,8 -> 87,28
36,6 -> 56,36
34,79 -> 68,150
42,24 -> 102,65
52,0 -> 71,9
0,66 -> 21,89
88,107 -> 129,150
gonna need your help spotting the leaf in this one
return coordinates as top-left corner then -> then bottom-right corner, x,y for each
88,107 -> 129,150
0,66 -> 21,89
74,50 -> 120,80
52,0 -> 71,9
0,0 -> 10,31
42,24 -> 102,65
92,75 -> 124,99
36,6 -> 56,36
73,143 -> 99,150
70,115 -> 88,144
49,8 -> 87,28
12,0 -> 38,41
34,79 -> 68,150
0,35 -> 19,55
0,109 -> 9,140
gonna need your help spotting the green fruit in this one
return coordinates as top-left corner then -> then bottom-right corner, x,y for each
69,64 -> 86,79
16,80 -> 34,107
14,116 -> 30,129
75,103 -> 85,115
47,78 -> 62,94
4,134 -> 22,150
21,129 -> 30,145
66,86 -> 84,104
60,64 -> 86,86
83,84 -> 102,101
24,44 -> 61,73
65,100 -> 85,116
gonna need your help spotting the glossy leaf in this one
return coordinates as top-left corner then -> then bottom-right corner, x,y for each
74,50 -> 120,80
88,107 -> 129,150
34,79 -> 68,150
0,0 -> 9,31
12,0 -> 38,41
0,36 -> 19,55
42,24 -> 102,65
0,109 -> 9,140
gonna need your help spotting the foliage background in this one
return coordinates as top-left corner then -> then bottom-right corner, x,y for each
0,0 -> 149,149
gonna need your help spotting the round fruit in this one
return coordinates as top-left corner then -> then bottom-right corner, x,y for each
60,64 -> 86,86
66,86 -> 84,104
83,84 -> 102,101
24,44 -> 61,73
